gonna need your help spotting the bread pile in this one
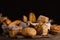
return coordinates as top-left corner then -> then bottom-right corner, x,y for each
1,13 -> 60,38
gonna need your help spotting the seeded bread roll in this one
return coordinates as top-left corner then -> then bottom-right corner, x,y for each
35,23 -> 48,36
34,25 -> 43,35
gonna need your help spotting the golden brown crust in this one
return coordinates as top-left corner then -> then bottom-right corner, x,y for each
34,25 -> 43,35
37,15 -> 49,23
9,20 -> 21,26
21,27 -> 37,37
5,19 -> 12,25
50,24 -> 60,34
29,12 -> 36,23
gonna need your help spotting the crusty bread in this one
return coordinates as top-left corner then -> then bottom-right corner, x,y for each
35,23 -> 48,36
21,27 -> 37,37
9,20 -> 21,26
37,15 -> 49,23
29,12 -> 36,23
50,24 -> 60,34
35,25 -> 43,35
41,24 -> 48,35
9,27 -> 20,37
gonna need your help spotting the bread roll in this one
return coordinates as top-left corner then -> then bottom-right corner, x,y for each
50,24 -> 60,34
37,15 -> 49,23
35,25 -> 43,35
9,27 -> 19,37
41,24 -> 48,35
29,12 -> 36,23
21,27 -> 37,37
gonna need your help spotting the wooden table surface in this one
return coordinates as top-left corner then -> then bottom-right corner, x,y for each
0,34 -> 60,40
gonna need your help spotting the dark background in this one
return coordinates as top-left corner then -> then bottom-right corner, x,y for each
0,0 -> 57,24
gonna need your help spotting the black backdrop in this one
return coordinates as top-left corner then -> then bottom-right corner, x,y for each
0,0 -> 57,24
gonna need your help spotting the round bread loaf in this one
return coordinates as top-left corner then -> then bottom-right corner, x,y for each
21,27 -> 37,37
50,24 -> 60,34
